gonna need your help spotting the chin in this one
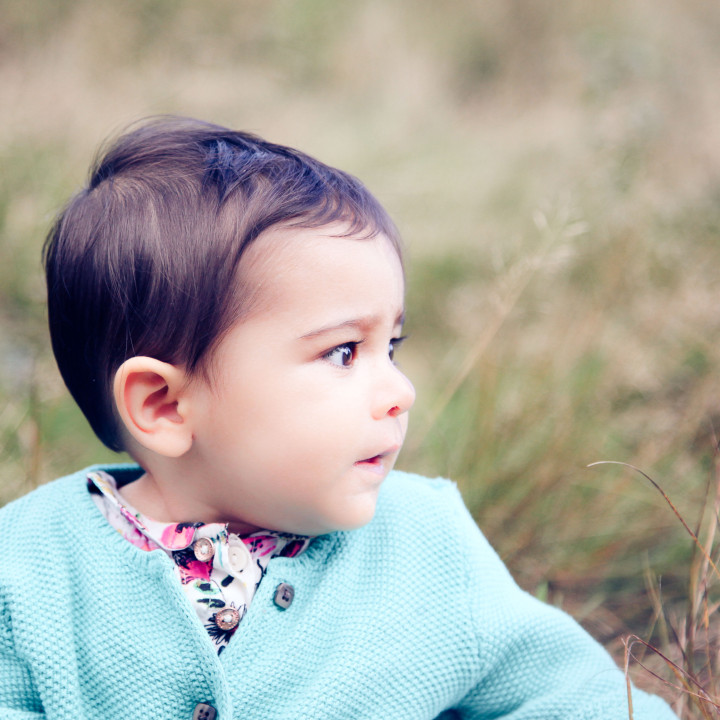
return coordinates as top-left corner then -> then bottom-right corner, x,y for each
330,501 -> 379,534
294,493 -> 381,536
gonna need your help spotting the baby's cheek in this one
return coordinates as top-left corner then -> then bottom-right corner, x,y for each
399,412 -> 410,437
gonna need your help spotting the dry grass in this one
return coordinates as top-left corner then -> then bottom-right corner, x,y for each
3,2 -> 720,714
585,457 -> 720,718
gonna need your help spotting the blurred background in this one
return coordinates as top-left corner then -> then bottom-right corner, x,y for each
3,0 -> 720,710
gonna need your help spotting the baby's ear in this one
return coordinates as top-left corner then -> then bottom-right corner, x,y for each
113,357 -> 194,458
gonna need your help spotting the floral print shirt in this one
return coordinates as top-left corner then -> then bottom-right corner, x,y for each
88,470 -> 309,653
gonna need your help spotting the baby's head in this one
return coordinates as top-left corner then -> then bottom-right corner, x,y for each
44,117 -> 415,534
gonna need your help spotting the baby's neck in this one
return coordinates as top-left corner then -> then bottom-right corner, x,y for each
118,469 -> 259,534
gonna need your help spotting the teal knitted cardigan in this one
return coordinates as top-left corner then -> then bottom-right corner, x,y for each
1,465 -> 676,719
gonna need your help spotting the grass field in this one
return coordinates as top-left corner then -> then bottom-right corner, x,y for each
3,1 -> 720,714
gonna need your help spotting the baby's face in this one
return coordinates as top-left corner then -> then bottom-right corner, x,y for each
187,224 -> 415,536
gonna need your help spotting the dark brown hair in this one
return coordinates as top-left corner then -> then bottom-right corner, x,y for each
43,116 -> 401,451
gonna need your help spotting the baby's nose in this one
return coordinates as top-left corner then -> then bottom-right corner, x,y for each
375,366 -> 415,420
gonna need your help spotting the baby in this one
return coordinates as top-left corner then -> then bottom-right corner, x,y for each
1,118 -> 676,719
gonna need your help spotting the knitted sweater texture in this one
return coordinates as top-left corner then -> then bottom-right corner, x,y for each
0,465 -> 676,719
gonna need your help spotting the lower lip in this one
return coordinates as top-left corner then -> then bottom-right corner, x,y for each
354,456 -> 387,477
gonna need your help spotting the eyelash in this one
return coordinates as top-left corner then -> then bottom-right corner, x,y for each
323,341 -> 361,368
322,336 -> 407,368
388,335 -> 407,362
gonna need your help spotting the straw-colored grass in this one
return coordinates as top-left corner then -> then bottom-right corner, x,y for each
3,2 -> 720,715
588,458 -> 720,717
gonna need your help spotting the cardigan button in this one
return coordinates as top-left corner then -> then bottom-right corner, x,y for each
192,703 -> 217,720
273,582 -> 295,609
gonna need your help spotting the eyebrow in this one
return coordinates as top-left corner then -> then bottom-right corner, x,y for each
299,311 -> 405,340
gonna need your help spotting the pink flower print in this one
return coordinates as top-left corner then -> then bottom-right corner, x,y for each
282,539 -> 306,558
124,526 -> 159,553
245,534 -> 278,557
119,505 -> 149,534
161,523 -> 197,550
178,559 -> 212,584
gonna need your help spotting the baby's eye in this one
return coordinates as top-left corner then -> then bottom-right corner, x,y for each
388,336 -> 407,362
324,342 -> 359,367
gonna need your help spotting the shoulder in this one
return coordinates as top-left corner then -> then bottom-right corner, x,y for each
0,463 -> 140,539
363,470 -> 522,599
0,463 -> 145,605
374,470 -> 487,544
0,469 -> 83,530
376,469 -> 466,520
358,469 -> 505,574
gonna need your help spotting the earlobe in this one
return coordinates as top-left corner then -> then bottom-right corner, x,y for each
113,357 -> 194,458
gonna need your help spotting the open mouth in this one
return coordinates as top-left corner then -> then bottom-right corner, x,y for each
354,456 -> 385,476
354,446 -> 399,475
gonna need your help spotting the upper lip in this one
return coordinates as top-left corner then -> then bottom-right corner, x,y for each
357,445 -> 400,463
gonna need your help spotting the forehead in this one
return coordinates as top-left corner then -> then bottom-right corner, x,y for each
237,224 -> 405,320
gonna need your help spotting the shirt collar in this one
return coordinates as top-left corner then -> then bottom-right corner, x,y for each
87,470 -> 310,556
